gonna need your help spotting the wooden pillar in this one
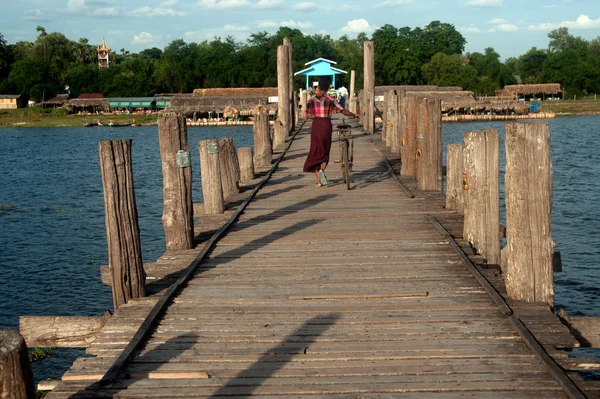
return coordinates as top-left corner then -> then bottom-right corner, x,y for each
0,329 -> 35,399
445,144 -> 465,213
463,130 -> 500,265
349,70 -> 356,113
238,147 -> 254,182
389,90 -> 400,154
284,37 -> 295,131
198,139 -> 224,215
416,97 -> 442,191
276,44 -> 290,143
505,121 -> 554,306
382,91 -> 389,146
253,110 -> 272,168
400,96 -> 419,176
99,139 -> 145,310
158,115 -> 194,250
363,41 -> 375,134
293,91 -> 299,127
218,137 -> 240,199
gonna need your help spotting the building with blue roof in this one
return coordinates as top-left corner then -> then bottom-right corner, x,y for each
294,58 -> 348,90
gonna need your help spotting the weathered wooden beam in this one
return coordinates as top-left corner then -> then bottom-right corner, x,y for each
284,37 -> 294,131
349,70 -> 356,114
199,138 -> 225,215
445,144 -> 464,213
558,309 -> 600,348
363,41 -> 375,134
463,129 -> 500,266
400,96 -> 418,177
0,329 -> 35,399
238,147 -> 254,182
19,312 -> 111,348
98,139 -> 146,310
416,97 -> 443,191
389,90 -> 400,154
157,114 -> 194,250
218,137 -> 240,200
505,121 -> 553,306
253,110 -> 272,168
275,44 -> 290,146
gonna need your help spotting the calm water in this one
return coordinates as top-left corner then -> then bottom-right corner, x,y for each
0,118 -> 598,382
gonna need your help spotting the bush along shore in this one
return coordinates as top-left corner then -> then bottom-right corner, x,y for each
0,108 -> 158,128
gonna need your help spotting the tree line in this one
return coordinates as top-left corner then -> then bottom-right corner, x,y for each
0,23 -> 598,103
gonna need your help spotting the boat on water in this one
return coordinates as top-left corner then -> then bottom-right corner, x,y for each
83,120 -> 138,127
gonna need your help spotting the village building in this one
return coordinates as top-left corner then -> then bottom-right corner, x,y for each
294,58 -> 348,90
97,38 -> 110,69
66,93 -> 109,114
497,84 -> 563,101
0,94 -> 28,109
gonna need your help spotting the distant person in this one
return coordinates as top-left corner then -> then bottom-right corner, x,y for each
303,77 -> 359,187
338,85 -> 348,108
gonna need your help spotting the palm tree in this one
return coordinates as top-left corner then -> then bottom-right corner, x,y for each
36,25 -> 47,60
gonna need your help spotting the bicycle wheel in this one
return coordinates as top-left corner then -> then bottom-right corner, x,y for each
342,139 -> 351,189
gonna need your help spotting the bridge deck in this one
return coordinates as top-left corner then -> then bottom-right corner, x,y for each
47,119 -> 582,398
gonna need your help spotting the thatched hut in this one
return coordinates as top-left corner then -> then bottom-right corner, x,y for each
66,94 -> 109,114
192,88 -> 278,97
223,105 -> 240,120
167,90 -> 277,118
497,84 -> 563,101
42,94 -> 69,108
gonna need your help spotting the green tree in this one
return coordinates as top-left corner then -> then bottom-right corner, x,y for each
8,58 -> 60,101
516,48 -> 547,83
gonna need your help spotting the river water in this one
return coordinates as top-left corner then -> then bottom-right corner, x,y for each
0,118 -> 598,382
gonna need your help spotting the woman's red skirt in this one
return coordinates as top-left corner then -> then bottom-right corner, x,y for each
303,117 -> 332,172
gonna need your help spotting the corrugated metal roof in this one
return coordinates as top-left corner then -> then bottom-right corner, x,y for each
107,97 -> 155,102
78,93 -> 103,99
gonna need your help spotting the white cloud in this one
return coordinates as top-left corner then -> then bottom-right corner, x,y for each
161,0 -> 179,7
92,7 -> 120,15
279,19 -> 312,28
63,0 -> 87,14
375,0 -> 411,7
132,31 -> 157,44
131,5 -> 186,16
197,0 -> 248,9
488,18 -> 507,24
339,4 -> 360,11
459,25 -> 481,33
293,2 -> 317,11
22,9 -> 45,20
495,23 -> 518,31
224,24 -> 249,31
464,0 -> 502,7
258,21 -> 279,28
528,14 -> 600,31
341,19 -> 374,33
256,0 -> 283,8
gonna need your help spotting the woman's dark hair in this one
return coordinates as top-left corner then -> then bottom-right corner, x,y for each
318,78 -> 331,92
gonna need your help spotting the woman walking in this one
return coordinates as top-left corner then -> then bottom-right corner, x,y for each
303,78 -> 359,187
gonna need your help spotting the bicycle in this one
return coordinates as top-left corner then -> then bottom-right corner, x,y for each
336,119 -> 354,190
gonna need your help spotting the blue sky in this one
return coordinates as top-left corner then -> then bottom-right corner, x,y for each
3,0 -> 600,60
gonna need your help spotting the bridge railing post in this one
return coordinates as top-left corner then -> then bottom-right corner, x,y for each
0,329 -> 35,399
219,137 -> 240,200
462,129 -> 500,266
199,138 -> 224,215
363,41 -> 375,134
390,90 -> 400,154
401,96 -> 418,177
445,143 -> 465,213
238,147 -> 255,182
416,97 -> 443,191
99,139 -> 146,310
504,121 -> 554,306
382,90 -> 389,146
158,114 -> 194,250
253,110 -> 272,168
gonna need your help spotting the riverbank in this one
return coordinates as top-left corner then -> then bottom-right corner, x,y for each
540,98 -> 600,116
0,108 -> 158,128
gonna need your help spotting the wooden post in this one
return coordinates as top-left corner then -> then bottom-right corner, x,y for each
219,137 -> 240,199
463,129 -> 500,266
349,70 -> 356,113
389,90 -> 400,154
401,96 -> 418,176
382,91 -> 389,146
293,91 -> 299,127
364,41 -> 375,134
505,121 -> 554,306
284,37 -> 295,131
19,312 -> 111,348
238,147 -> 254,182
253,110 -> 272,168
198,139 -> 224,215
416,97 -> 442,191
276,44 -> 290,142
99,139 -> 145,310
0,329 -> 35,399
157,115 -> 194,250
273,120 -> 286,150
445,144 -> 465,213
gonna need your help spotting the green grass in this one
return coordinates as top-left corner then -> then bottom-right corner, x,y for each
0,108 -> 158,128
29,348 -> 52,362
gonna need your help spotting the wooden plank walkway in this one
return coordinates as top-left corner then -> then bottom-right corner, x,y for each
47,119 -> 593,398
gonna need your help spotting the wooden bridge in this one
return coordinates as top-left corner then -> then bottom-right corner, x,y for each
30,116 -> 596,398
